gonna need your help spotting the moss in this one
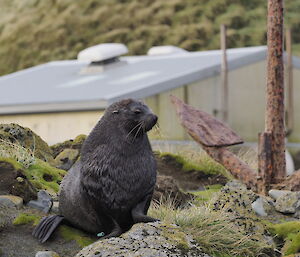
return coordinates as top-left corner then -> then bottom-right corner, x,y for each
58,225 -> 96,248
159,152 -> 228,176
268,221 -> 300,255
192,184 -> 223,203
73,134 -> 87,144
24,159 -> 66,193
0,157 -> 23,170
13,213 -> 41,226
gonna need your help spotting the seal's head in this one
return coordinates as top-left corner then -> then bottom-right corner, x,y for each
106,99 -> 158,135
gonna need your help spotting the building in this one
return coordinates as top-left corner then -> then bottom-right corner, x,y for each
0,44 -> 299,144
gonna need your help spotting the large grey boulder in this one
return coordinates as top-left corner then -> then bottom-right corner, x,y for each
274,191 -> 300,214
75,222 -> 211,257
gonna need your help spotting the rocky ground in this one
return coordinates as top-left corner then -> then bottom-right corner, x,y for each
0,123 -> 300,256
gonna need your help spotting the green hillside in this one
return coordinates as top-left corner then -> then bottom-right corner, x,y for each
0,0 -> 299,75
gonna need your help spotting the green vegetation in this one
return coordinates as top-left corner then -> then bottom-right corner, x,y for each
13,213 -> 41,226
59,225 -> 96,248
149,201 -> 272,257
268,221 -> 300,255
0,0 -> 299,75
159,151 -> 230,177
24,159 -> 66,193
192,184 -> 223,203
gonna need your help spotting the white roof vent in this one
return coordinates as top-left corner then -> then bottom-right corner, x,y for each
147,45 -> 188,56
77,43 -> 128,63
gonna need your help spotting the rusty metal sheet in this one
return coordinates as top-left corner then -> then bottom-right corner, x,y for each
170,95 -> 243,147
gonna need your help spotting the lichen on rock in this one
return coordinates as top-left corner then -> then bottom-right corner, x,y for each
75,222 -> 210,257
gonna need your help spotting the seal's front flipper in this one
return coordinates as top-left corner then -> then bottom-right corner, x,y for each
32,215 -> 64,243
100,218 -> 122,239
132,194 -> 159,223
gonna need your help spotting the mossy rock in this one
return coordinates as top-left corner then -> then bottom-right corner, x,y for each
13,213 -> 41,226
192,184 -> 223,203
24,159 -> 67,195
0,123 -> 54,163
268,221 -> 300,255
53,148 -> 79,170
0,157 -> 37,202
50,134 -> 86,158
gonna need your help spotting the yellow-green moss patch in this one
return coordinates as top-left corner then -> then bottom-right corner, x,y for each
268,221 -> 300,255
0,157 -> 23,170
58,225 -> 96,248
159,152 -> 228,176
13,213 -> 41,226
24,159 -> 66,193
192,184 -> 223,203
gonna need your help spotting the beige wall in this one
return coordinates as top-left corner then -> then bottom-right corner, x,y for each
146,60 -> 268,142
0,111 -> 103,145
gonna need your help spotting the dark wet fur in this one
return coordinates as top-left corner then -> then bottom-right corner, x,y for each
33,99 -> 158,243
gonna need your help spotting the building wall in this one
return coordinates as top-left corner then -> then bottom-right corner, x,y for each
0,111 -> 103,145
146,60 -> 268,142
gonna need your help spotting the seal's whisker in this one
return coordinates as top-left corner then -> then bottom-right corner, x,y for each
126,122 -> 143,138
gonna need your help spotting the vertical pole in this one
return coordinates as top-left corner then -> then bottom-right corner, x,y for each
286,28 -> 294,135
220,24 -> 228,123
265,0 -> 286,183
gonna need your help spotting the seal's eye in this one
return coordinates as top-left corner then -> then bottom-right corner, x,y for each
134,109 -> 141,114
112,110 -> 119,114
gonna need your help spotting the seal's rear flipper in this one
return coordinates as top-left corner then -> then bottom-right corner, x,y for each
32,215 -> 64,243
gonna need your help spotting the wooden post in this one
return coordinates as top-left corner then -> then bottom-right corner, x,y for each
264,0 -> 286,183
286,28 -> 294,135
220,24 -> 228,123
257,132 -> 273,194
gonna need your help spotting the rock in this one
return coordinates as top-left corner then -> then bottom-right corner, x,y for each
50,134 -> 86,158
0,123 -> 54,163
27,190 -> 53,213
153,175 -> 193,208
53,148 -> 79,170
275,191 -> 300,214
35,251 -> 60,257
75,222 -> 211,257
0,159 -> 37,202
0,200 -> 17,231
51,201 -> 59,214
268,189 -> 291,200
0,195 -> 23,209
251,197 -> 268,216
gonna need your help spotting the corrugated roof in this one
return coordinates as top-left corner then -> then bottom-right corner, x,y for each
0,45 -> 284,114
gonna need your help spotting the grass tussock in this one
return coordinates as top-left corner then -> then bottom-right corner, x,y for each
149,200 -> 272,257
0,138 -> 35,168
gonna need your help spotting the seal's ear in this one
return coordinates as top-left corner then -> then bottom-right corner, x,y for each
112,110 -> 119,114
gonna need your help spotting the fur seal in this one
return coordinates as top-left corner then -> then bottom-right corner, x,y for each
33,99 -> 158,242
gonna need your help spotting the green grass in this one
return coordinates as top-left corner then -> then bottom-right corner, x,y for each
0,0 -> 299,76
149,200 -> 273,257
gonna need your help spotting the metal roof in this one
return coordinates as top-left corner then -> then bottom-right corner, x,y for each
0,45 -> 294,114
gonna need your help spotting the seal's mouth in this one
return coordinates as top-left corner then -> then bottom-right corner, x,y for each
144,114 -> 158,132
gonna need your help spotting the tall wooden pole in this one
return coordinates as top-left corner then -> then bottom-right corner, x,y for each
286,28 -> 294,135
265,0 -> 286,183
220,24 -> 228,123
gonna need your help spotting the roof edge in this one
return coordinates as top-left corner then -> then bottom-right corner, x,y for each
0,100 -> 107,115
